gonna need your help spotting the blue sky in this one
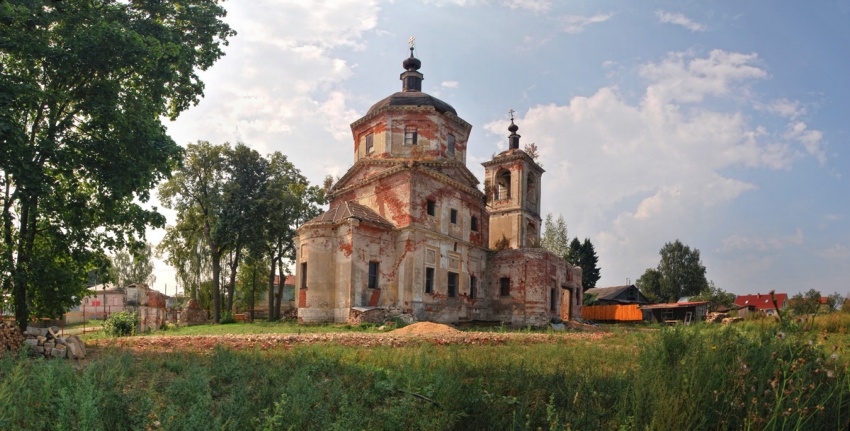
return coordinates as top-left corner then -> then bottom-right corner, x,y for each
155,0 -> 850,298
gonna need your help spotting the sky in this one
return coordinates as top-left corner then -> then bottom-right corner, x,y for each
151,0 -> 850,298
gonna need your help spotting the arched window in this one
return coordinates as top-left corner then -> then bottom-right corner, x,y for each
495,170 -> 511,200
526,174 -> 537,205
526,222 -> 537,247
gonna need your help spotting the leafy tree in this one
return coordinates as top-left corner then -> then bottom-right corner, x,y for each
656,240 -> 709,303
566,238 -> 582,266
159,141 -> 230,323
788,289 -> 822,315
108,243 -> 156,288
220,144 -> 268,312
689,281 -> 735,311
541,213 -> 569,260
236,251 -> 268,321
258,153 -> 324,321
637,268 -> 664,303
0,0 -> 234,330
826,292 -> 843,311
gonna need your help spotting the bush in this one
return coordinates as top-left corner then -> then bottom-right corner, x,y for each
220,312 -> 236,324
102,311 -> 140,337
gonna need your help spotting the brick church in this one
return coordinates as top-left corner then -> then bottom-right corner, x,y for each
294,45 -> 582,326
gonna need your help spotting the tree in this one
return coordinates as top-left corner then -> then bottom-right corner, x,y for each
690,281 -> 735,311
826,292 -> 843,311
637,268 -> 663,303
0,0 -> 234,330
566,238 -> 582,266
788,289 -> 821,315
540,213 -> 569,260
159,141 -> 230,323
108,243 -> 156,288
576,238 -> 601,290
655,240 -> 709,303
258,153 -> 324,321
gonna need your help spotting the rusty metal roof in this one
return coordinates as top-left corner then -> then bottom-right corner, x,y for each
302,201 -> 394,229
366,91 -> 457,115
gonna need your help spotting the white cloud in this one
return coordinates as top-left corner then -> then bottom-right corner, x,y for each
502,0 -> 551,13
482,49 -> 822,288
559,13 -> 613,34
655,10 -> 707,32
721,228 -> 803,252
786,121 -> 826,165
817,244 -> 850,259
441,80 -> 460,88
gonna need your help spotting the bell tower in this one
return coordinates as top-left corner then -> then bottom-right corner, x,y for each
482,115 -> 544,249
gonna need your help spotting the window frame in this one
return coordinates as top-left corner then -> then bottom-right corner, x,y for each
470,216 -> 478,232
447,134 -> 456,156
447,272 -> 458,297
425,267 -> 435,294
499,277 -> 511,297
450,208 -> 458,224
404,126 -> 418,146
300,262 -> 308,289
365,133 -> 374,154
368,262 -> 379,289
469,275 -> 477,299
426,199 -> 436,216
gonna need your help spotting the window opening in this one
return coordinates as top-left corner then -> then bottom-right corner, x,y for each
404,126 -> 418,145
300,262 -> 308,289
469,275 -> 477,299
500,277 -> 511,297
447,272 -> 458,297
368,262 -> 379,289
426,199 -> 436,216
450,209 -> 458,224
496,170 -> 511,200
447,134 -> 455,156
425,267 -> 435,293
471,216 -> 478,232
365,133 -> 374,154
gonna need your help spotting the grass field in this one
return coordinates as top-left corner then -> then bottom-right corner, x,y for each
3,316 -> 850,430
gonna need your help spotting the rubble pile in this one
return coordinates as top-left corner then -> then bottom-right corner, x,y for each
22,326 -> 86,360
0,321 -> 25,356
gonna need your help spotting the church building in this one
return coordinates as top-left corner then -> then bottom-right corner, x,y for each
294,46 -> 582,326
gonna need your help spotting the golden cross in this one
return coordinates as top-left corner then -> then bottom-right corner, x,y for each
509,109 -> 515,121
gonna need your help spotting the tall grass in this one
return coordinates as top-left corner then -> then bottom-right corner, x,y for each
2,324 -> 848,430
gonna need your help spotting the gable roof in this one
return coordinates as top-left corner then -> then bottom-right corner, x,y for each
301,201 -> 394,230
734,293 -> 788,310
585,285 -> 640,302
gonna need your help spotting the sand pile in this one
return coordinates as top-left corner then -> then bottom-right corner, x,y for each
391,322 -> 460,335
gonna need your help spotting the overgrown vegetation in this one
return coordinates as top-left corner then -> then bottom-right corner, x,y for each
3,322 -> 850,430
102,311 -> 140,337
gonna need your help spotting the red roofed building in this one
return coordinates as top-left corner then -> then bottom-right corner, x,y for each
734,293 -> 788,315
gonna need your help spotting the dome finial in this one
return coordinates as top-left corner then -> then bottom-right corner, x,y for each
401,37 -> 423,91
508,109 -> 520,149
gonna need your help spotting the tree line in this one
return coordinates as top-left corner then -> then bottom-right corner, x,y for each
157,142 -> 325,323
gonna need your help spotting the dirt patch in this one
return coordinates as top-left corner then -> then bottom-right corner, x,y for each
391,322 -> 460,335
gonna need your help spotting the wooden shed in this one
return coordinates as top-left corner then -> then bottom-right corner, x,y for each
639,301 -> 709,325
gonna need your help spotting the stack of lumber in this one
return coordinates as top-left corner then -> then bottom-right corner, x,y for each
0,321 -> 25,356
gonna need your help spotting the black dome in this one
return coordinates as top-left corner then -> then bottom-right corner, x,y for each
366,91 -> 457,115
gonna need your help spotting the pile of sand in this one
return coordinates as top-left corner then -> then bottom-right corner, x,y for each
390,321 -> 461,335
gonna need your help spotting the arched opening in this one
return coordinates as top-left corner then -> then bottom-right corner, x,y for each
526,222 -> 537,247
495,170 -> 511,200
526,174 -> 537,205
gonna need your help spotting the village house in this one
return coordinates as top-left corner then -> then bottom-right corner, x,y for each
733,292 -> 788,317
294,46 -> 583,326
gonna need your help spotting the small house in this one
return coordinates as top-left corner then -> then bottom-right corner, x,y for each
585,285 -> 649,305
733,293 -> 787,317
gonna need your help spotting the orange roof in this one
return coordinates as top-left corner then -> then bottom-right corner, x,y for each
734,293 -> 788,310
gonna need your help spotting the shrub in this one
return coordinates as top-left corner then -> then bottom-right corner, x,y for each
102,311 -> 140,337
220,312 -> 236,324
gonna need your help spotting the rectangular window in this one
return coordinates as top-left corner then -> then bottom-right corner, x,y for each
301,262 -> 308,289
404,126 -> 418,145
470,216 -> 478,232
447,272 -> 458,297
425,267 -> 435,294
469,275 -> 477,299
368,262 -> 379,289
365,133 -> 374,154
426,199 -> 436,216
550,288 -> 557,312
450,209 -> 458,224
447,134 -> 455,155
500,277 -> 511,297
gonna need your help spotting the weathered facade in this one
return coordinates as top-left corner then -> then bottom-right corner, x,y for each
295,47 -> 582,326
